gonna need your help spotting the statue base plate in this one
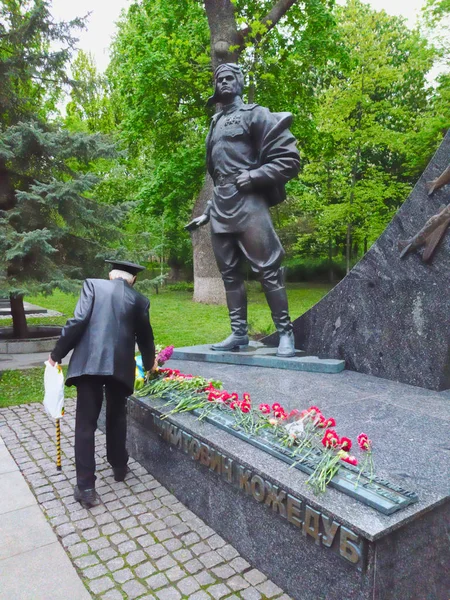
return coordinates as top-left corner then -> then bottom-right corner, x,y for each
172,341 -> 345,374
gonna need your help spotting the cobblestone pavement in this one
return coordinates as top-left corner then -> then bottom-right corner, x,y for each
0,400 -> 292,600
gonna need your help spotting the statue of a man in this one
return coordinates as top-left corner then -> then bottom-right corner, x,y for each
186,63 -> 300,356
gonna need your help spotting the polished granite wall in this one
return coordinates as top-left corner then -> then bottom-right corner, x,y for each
265,132 -> 450,390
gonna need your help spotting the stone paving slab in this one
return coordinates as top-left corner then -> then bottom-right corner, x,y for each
0,399 -> 294,600
0,543 -> 90,600
0,505 -> 56,560
0,426 -> 90,600
0,471 -> 36,514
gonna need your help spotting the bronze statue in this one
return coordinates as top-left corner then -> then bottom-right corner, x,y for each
399,166 -> 450,261
186,63 -> 300,356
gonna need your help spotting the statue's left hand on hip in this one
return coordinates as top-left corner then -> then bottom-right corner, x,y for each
236,170 -> 252,191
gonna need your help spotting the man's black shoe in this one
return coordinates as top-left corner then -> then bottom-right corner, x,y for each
112,465 -> 130,482
73,485 -> 100,508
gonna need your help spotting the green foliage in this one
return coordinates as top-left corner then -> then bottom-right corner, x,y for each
0,0 -> 84,124
0,120 -> 123,297
105,0 -> 212,262
106,0 -> 342,265
65,50 -> 116,134
0,1 -> 126,303
0,366 -> 76,407
288,0 -> 437,265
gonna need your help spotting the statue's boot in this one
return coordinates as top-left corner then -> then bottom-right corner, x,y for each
264,286 -> 295,357
211,283 -> 249,351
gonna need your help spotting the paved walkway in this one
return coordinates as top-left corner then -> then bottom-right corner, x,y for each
0,350 -> 74,372
0,351 -> 50,372
0,399 -> 291,600
0,425 -> 90,599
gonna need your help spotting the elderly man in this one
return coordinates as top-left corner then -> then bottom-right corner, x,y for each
49,260 -> 155,508
187,63 -> 300,357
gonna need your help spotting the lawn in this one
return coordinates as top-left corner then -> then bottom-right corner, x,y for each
0,283 -> 332,407
3,283 -> 332,347
0,366 -> 76,408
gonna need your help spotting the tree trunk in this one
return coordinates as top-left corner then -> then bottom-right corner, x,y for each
346,224 -> 351,274
10,294 -> 29,339
328,236 -> 335,283
191,1 -> 241,304
192,0 -> 298,303
191,175 -> 226,303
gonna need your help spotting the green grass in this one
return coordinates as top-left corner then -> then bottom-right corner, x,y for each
3,283 -> 332,346
0,366 -> 76,408
0,283 -> 332,407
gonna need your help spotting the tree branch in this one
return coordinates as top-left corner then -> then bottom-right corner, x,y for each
240,0 -> 298,43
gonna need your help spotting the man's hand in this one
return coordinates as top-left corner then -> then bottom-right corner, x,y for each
48,354 -> 56,367
144,358 -> 159,382
236,170 -> 252,191
184,213 -> 210,232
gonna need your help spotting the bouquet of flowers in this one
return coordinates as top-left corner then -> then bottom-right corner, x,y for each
133,357 -> 376,495
134,345 -> 174,390
305,428 -> 357,495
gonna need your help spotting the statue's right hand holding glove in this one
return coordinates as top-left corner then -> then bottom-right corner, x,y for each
184,200 -> 212,231
185,212 -> 210,231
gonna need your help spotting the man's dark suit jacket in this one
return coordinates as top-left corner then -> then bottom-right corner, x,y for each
51,278 -> 155,394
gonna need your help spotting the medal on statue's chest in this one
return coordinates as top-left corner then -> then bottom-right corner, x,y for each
223,114 -> 241,127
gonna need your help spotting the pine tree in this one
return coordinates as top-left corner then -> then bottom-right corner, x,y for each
0,0 -> 123,337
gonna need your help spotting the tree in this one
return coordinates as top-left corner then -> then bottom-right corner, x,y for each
65,50 -> 116,134
0,0 -> 123,337
292,0 -> 435,271
108,0 -> 340,302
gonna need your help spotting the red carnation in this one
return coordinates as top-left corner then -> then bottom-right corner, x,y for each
240,403 -> 251,413
272,403 -> 282,411
325,417 -> 336,427
357,433 -> 371,451
288,409 -> 301,418
341,454 -> 358,466
340,437 -> 352,452
316,414 -> 327,428
274,409 -> 287,420
259,404 -> 271,414
230,400 -> 239,410
274,408 -> 287,419
322,429 -> 340,448
243,393 -> 251,402
307,405 -> 321,415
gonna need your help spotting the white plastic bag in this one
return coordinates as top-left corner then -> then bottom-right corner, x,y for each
43,361 -> 65,419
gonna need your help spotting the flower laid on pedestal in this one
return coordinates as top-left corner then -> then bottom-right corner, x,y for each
134,364 -> 374,495
134,345 -> 175,390
355,432 -> 374,486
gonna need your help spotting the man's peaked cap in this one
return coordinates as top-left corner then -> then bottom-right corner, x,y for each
105,259 -> 145,276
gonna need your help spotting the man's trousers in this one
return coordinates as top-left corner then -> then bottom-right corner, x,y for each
74,375 -> 129,490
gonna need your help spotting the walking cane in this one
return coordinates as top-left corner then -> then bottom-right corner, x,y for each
55,405 -> 64,471
56,418 -> 62,471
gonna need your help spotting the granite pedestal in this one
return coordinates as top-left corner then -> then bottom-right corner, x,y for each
125,360 -> 450,600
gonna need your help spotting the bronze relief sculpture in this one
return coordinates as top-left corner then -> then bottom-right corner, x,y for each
399,165 -> 450,261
